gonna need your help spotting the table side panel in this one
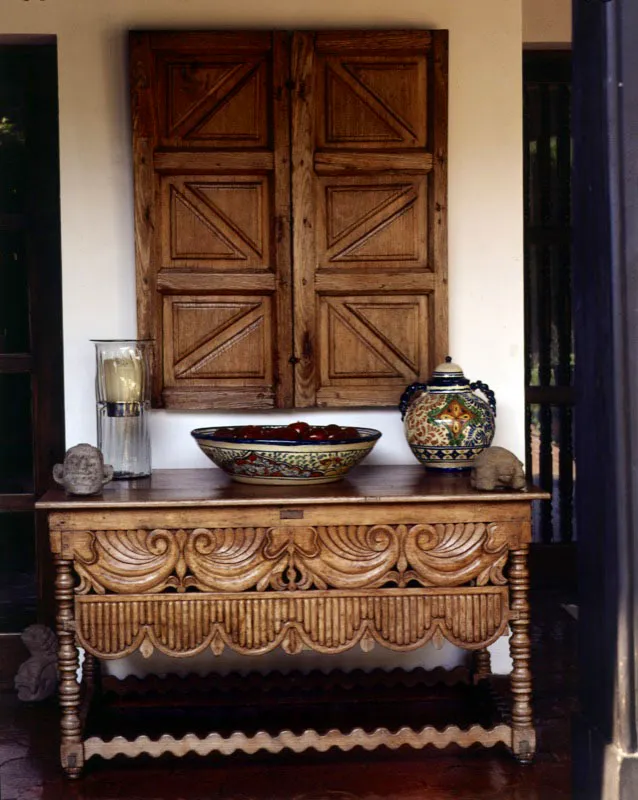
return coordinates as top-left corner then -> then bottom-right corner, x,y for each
52,512 -> 529,596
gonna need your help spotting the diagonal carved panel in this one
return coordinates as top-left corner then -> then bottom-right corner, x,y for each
173,191 -> 241,259
348,303 -> 420,372
329,314 -> 400,377
319,178 -> 428,269
327,185 -> 411,246
165,59 -> 267,144
173,302 -> 259,361
192,183 -> 264,257
346,63 -> 423,140
195,70 -> 263,140
326,70 -> 402,143
320,296 -> 428,382
321,58 -> 427,147
165,179 -> 270,269
164,296 -> 272,384
167,63 -> 243,133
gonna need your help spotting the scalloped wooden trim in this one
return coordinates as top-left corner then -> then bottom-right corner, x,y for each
75,588 -> 510,659
84,723 -> 513,760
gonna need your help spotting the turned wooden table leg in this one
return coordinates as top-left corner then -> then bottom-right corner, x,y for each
55,556 -> 84,779
509,545 -> 536,763
472,648 -> 492,684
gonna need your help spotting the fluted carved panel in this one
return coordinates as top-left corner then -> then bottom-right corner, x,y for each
75,587 -> 509,658
68,522 -> 515,597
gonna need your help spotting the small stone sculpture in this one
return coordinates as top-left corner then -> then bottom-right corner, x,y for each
470,446 -> 526,491
14,624 -> 58,702
53,443 -> 113,495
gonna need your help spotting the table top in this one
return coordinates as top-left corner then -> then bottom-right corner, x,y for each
37,466 -> 549,510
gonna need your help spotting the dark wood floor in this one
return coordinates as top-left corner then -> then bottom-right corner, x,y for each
0,592 -> 576,800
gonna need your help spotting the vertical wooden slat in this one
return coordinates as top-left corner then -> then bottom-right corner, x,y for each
291,31 -> 317,406
272,31 -> 294,408
430,30 -> 450,370
129,32 -> 162,407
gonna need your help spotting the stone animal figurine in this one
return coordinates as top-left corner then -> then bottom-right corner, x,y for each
53,443 -> 113,495
14,624 -> 58,702
470,446 -> 526,491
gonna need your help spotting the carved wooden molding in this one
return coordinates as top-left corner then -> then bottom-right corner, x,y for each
67,522 -> 514,597
84,723 -> 513,761
75,587 -> 509,659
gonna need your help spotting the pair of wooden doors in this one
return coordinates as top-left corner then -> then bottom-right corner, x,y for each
131,30 -> 448,410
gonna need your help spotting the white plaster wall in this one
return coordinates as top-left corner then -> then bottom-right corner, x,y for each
2,0 -> 525,467
523,0 -> 571,45
4,0 -> 522,675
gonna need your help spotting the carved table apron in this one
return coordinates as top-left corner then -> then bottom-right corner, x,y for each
38,466 -> 547,778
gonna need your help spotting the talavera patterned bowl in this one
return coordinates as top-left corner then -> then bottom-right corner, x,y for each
191,426 -> 382,485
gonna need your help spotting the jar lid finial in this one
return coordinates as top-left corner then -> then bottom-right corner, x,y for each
432,357 -> 465,377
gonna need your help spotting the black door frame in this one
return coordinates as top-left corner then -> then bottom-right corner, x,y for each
573,1 -> 638,796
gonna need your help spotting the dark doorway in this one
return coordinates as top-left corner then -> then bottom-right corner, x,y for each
0,42 -> 65,684
523,50 -> 574,546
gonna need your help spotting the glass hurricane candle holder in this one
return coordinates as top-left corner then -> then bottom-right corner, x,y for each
93,340 -> 152,479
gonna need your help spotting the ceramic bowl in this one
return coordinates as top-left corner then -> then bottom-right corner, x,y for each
191,426 -> 382,485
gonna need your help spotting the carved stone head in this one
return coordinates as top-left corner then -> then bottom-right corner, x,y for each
53,443 -> 113,495
21,623 -> 57,656
470,446 -> 526,492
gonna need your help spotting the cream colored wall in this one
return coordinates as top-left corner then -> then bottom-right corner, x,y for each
523,0 -> 571,44
4,0 -> 522,675
3,0 -> 524,467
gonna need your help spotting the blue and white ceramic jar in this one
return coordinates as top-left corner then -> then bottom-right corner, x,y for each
399,357 -> 496,471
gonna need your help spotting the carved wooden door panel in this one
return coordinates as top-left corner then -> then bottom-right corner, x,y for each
131,30 -> 448,410
130,31 -> 292,409
291,31 -> 448,407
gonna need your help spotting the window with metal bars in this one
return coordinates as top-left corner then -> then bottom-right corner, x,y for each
523,51 -> 574,544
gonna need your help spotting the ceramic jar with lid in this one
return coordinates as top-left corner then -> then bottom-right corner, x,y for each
399,357 -> 496,470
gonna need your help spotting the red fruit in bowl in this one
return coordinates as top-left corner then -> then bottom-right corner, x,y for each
287,421 -> 311,438
215,427 -> 233,437
308,429 -> 328,441
240,425 -> 261,439
324,424 -> 342,436
271,427 -> 295,441
343,427 -> 359,439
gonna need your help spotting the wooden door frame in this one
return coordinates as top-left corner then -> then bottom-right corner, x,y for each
0,43 -> 65,687
572,1 -> 638,796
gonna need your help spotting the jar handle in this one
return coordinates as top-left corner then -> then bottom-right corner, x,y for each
399,382 -> 428,420
470,380 -> 496,415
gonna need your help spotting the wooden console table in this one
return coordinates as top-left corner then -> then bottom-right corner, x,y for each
38,466 -> 546,778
